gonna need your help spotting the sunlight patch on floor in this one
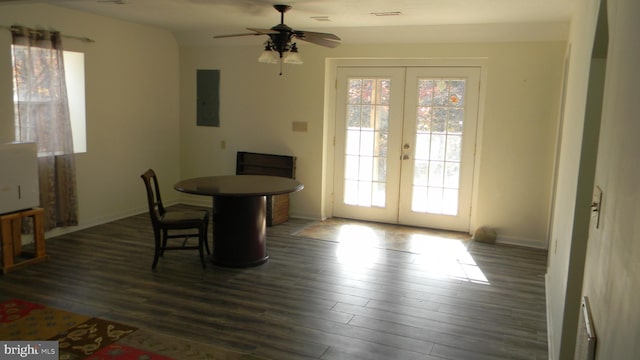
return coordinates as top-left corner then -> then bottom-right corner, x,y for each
331,222 -> 489,284
410,234 -> 490,285
335,224 -> 381,271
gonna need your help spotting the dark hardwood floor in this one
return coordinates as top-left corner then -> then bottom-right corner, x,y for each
0,206 -> 549,359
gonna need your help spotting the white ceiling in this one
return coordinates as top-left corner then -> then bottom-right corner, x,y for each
1,0 -> 576,45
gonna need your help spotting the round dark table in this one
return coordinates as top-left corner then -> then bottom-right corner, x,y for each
174,175 -> 303,267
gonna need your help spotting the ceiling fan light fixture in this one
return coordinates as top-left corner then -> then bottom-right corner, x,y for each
214,4 -> 339,73
283,43 -> 303,65
258,42 -> 279,64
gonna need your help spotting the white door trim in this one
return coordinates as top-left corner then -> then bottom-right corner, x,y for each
323,57 -> 488,234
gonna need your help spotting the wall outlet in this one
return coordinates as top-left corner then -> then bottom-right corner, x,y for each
591,185 -> 602,229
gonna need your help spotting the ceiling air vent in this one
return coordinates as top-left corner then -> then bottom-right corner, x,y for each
370,11 -> 403,17
310,16 -> 332,22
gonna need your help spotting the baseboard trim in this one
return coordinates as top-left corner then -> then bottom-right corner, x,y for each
178,196 -> 211,208
545,272 -> 556,360
41,200 -> 181,240
43,206 -> 149,239
288,210 -> 324,221
496,234 -> 547,249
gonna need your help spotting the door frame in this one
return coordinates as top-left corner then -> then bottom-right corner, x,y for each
322,58 -> 489,234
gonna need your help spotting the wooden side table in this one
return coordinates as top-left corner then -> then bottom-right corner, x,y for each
235,152 -> 296,226
0,207 -> 48,274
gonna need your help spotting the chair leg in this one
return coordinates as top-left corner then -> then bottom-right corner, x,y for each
199,226 -> 206,268
152,232 -> 162,269
161,229 -> 168,256
204,238 -> 211,255
204,219 -> 211,255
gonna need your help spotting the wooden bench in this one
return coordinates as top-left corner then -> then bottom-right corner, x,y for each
236,151 -> 296,226
1,207 -> 48,274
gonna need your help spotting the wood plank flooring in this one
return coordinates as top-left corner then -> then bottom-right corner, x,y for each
0,206 -> 549,359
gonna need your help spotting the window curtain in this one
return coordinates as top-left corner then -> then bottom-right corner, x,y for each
11,26 -> 78,231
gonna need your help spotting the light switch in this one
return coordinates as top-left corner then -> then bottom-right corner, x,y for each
591,185 -> 602,228
292,121 -> 308,132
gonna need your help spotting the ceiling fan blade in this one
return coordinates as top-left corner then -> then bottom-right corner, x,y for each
214,33 -> 264,39
296,35 -> 341,48
246,28 -> 279,35
214,28 -> 279,39
212,5 -> 341,51
294,30 -> 341,41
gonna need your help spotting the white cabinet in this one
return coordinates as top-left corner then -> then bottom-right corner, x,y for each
0,142 -> 40,215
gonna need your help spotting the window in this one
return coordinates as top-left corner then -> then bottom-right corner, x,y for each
63,51 -> 86,153
11,46 -> 86,153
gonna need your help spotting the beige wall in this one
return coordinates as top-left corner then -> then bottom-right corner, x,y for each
581,0 -> 640,358
0,4 -> 181,233
179,41 -> 565,248
544,0 -> 601,357
546,0 -> 640,358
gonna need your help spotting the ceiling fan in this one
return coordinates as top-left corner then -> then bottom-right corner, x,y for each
214,4 -> 340,74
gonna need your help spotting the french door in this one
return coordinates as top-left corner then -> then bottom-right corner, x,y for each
333,66 -> 480,232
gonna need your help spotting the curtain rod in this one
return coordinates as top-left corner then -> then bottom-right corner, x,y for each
1,25 -> 95,43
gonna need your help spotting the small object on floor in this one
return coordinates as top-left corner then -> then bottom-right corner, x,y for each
473,226 -> 497,244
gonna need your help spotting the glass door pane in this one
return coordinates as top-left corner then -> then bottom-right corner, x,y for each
399,67 -> 481,231
333,67 -> 405,223
411,78 -> 466,215
344,77 -> 390,207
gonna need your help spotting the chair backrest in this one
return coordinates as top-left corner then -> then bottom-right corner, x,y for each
140,169 -> 166,226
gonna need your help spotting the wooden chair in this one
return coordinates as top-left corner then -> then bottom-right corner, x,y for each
140,169 -> 210,269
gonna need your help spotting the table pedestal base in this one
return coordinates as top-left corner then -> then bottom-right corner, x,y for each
212,195 -> 268,267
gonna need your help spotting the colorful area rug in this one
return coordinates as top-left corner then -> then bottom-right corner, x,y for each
0,299 -> 262,360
